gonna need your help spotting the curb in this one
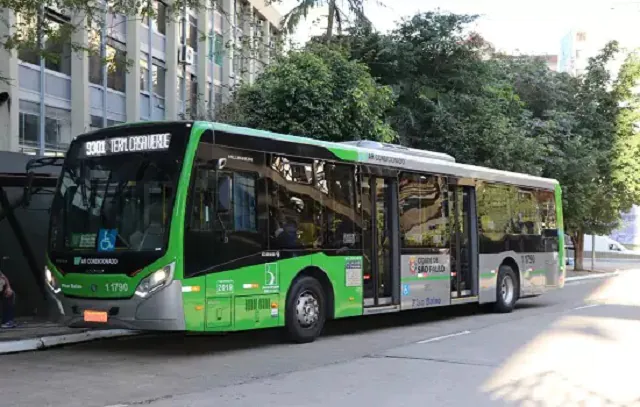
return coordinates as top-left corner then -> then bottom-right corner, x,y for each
565,271 -> 619,283
0,329 -> 139,355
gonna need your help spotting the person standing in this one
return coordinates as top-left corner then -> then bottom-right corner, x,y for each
0,268 -> 16,328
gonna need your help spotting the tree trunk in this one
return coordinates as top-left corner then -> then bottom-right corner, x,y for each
573,232 -> 585,271
326,1 -> 336,42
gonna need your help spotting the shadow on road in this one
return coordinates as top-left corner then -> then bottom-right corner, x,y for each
67,300 -> 549,358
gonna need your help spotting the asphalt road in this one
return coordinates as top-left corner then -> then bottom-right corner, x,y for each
2,272 -> 637,407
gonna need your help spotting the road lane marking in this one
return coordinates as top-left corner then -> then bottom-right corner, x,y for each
417,330 -> 471,344
572,303 -> 601,311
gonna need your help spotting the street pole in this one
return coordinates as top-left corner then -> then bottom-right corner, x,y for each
591,234 -> 596,271
101,1 -> 107,128
147,0 -> 153,119
181,1 -> 187,117
38,4 -> 45,157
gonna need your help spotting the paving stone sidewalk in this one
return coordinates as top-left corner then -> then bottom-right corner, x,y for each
0,317 -> 138,354
0,317 -> 87,342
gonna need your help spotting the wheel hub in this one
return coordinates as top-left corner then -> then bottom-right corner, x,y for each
296,291 -> 319,327
501,274 -> 514,304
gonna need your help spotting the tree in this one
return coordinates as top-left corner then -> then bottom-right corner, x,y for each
275,0 -> 373,42
492,42 -> 637,270
219,43 -> 396,143
611,51 -> 640,214
344,11 -> 542,174
341,11 -> 639,270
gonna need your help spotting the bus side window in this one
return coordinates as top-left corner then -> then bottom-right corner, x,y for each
184,163 -> 217,277
184,131 -> 215,277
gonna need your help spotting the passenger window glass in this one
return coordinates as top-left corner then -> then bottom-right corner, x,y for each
184,139 -> 265,276
399,173 -> 449,249
317,161 -> 359,249
268,155 -> 322,250
216,171 -> 258,232
536,189 -> 557,230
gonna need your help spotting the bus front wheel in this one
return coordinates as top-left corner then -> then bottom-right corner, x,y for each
285,276 -> 327,343
493,265 -> 518,313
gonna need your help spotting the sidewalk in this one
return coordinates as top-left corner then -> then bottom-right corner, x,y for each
566,269 -> 617,280
0,317 -> 138,355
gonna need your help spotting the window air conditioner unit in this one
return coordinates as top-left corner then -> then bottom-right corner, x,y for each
179,45 -> 195,65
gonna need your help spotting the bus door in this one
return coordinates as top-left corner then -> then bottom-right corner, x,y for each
361,174 -> 401,308
449,181 -> 479,301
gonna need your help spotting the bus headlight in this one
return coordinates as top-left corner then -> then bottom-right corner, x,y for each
45,266 -> 61,294
135,262 -> 175,298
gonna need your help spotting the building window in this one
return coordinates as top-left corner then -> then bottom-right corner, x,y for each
184,73 -> 197,116
140,54 -> 149,91
156,1 -> 167,34
208,29 -> 214,58
18,100 -> 71,151
88,28 -> 102,85
106,39 -> 126,93
43,17 -> 72,75
17,9 -> 72,76
214,34 -> 224,65
214,84 -> 222,107
88,29 -> 126,92
180,15 -> 198,51
152,60 -> 166,98
143,0 -> 167,34
189,15 -> 198,51
90,115 -> 103,130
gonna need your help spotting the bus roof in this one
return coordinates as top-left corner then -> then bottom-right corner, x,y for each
205,122 -> 559,190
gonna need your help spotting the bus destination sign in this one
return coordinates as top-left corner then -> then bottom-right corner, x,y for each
84,133 -> 171,157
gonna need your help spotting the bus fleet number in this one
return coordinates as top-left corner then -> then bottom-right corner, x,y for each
521,255 -> 536,265
105,283 -> 129,293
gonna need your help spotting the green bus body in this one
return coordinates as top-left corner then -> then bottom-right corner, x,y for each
44,121 -> 565,342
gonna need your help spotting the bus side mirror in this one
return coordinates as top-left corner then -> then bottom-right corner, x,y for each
217,175 -> 231,213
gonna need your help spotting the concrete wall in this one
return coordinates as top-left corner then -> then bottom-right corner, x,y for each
0,151 -> 59,317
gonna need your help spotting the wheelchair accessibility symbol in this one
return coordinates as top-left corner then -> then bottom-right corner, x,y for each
98,229 -> 117,252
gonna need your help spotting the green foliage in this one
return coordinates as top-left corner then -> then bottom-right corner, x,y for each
273,0 -> 371,41
341,12 -> 542,174
611,51 -> 640,213
220,43 -> 397,143
334,11 -> 640,269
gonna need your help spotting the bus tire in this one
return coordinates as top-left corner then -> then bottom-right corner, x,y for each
493,265 -> 518,313
285,276 -> 326,344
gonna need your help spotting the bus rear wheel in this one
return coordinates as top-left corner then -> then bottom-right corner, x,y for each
493,265 -> 518,313
285,276 -> 326,343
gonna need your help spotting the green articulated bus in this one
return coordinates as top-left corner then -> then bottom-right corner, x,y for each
44,121 -> 565,343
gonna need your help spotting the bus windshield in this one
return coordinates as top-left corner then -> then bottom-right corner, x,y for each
48,126 -> 188,254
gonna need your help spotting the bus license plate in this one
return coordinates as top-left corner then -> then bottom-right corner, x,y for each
84,310 -> 108,323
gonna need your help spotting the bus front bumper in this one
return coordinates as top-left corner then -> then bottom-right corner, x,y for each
47,280 -> 186,331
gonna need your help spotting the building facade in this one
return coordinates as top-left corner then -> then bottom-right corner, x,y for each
558,29 -> 591,76
0,0 -> 282,156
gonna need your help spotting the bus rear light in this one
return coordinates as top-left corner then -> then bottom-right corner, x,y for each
135,262 -> 175,298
